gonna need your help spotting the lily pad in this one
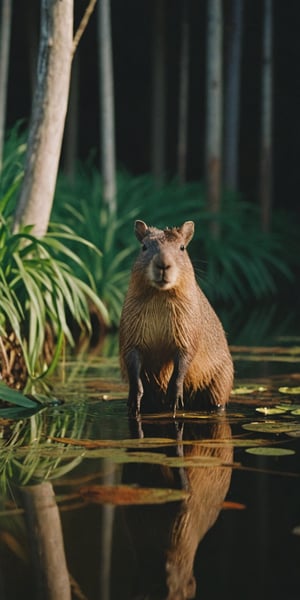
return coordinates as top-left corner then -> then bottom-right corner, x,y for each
276,403 -> 300,412
245,447 -> 295,457
80,484 -> 189,505
278,386 -> 300,395
286,429 -> 300,438
242,421 -> 300,434
231,385 -> 267,395
255,407 -> 286,415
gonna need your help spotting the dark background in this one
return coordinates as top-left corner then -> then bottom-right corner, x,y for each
6,0 -> 300,213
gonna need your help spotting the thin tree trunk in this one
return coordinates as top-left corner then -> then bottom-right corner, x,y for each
98,0 -> 117,216
205,0 -> 223,238
224,0 -> 243,191
21,482 -> 71,600
64,53 -> 79,180
13,0 -> 73,238
177,0 -> 190,184
151,0 -> 166,185
0,0 -> 13,173
260,0 -> 273,232
26,0 -> 39,102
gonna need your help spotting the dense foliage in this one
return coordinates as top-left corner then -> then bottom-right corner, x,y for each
53,162 -> 298,325
0,128 -> 109,380
0,125 -> 298,385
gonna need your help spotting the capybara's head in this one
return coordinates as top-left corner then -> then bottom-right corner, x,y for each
134,220 -> 195,291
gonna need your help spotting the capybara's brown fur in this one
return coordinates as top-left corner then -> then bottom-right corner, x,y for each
119,220 -> 233,416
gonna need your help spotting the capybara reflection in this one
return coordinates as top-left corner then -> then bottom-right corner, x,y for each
123,420 -> 233,600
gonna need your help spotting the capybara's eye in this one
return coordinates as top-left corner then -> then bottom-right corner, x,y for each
142,244 -> 147,251
180,245 -> 185,251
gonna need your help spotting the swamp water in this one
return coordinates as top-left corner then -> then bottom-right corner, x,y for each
0,329 -> 300,600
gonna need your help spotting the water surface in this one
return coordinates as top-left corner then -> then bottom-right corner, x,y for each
0,333 -> 300,600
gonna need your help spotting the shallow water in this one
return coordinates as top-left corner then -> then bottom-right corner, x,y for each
0,335 -> 300,600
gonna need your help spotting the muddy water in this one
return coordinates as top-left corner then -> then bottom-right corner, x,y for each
0,337 -> 300,600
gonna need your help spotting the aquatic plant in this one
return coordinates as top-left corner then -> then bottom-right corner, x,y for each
0,128 -> 109,383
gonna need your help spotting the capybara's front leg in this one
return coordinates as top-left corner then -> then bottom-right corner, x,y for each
125,348 -> 144,418
167,351 -> 191,418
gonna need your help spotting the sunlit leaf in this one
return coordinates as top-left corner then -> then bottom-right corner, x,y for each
80,484 -> 189,505
291,409 -> 300,416
242,421 -> 300,434
245,447 -> 295,457
255,407 -> 286,415
278,386 -> 300,395
231,385 -> 267,395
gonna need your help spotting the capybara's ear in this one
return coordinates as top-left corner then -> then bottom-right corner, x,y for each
180,221 -> 195,246
135,220 -> 149,242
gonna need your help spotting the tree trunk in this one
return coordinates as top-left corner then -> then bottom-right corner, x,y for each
98,0 -> 117,216
13,0 -> 73,238
151,0 -> 166,185
64,53 -> 79,180
224,0 -> 243,191
260,0 -> 273,232
26,0 -> 39,102
177,0 -> 190,184
21,482 -> 71,600
205,0 -> 223,238
0,0 -> 13,173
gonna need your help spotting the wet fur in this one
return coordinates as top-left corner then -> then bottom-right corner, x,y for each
119,221 -> 233,415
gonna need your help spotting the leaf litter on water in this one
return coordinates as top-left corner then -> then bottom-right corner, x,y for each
80,484 -> 189,505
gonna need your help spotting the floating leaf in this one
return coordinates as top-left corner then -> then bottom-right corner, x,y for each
278,387 -> 300,395
255,407 -> 286,415
245,447 -> 295,457
222,501 -> 246,510
51,436 -> 177,449
162,455 -> 226,468
189,438 -> 269,448
291,409 -> 300,416
231,385 -> 267,395
286,429 -> 300,438
275,404 -> 295,412
80,484 -> 189,505
242,421 -> 300,434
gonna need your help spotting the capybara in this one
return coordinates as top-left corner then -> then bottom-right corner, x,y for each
119,220 -> 233,417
